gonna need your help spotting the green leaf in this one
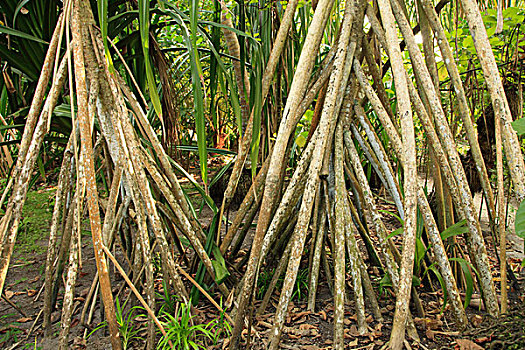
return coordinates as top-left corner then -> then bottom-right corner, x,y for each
440,219 -> 468,240
515,200 -> 525,239
450,258 -> 475,309
511,117 -> 525,136
503,7 -> 520,19
167,155 -> 216,213
177,144 -> 236,156
424,264 -> 448,311
250,51 -> 263,177
489,37 -> 504,47
295,134 -> 306,148
97,0 -> 114,73
412,275 -> 421,287
379,209 -> 403,225
463,36 -> 474,50
171,1 -> 208,186
415,238 -> 428,268
0,124 -> 24,131
13,0 -> 31,27
138,0 -> 164,134
199,20 -> 258,42
379,273 -> 392,287
209,160 -> 234,188
212,245 -> 230,284
0,25 -> 48,44
387,227 -> 403,239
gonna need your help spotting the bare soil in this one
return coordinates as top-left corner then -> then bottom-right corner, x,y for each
1,182 -> 524,350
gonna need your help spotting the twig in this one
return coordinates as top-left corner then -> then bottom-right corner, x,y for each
176,265 -> 234,324
7,341 -> 22,350
25,309 -> 43,339
33,282 -> 45,302
80,272 -> 98,327
10,260 -> 35,268
1,293 -> 27,318
101,244 -> 172,348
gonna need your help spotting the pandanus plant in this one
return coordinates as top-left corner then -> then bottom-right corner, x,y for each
1,0 -> 525,349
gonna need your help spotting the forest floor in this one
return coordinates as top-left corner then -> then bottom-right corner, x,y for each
0,175 -> 524,349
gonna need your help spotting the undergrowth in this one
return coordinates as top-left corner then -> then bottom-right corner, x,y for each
16,188 -> 55,256
88,292 -> 231,349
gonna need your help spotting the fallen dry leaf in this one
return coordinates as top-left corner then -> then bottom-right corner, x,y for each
5,290 -> 14,299
72,336 -> 87,350
71,318 -> 80,328
283,326 -> 318,337
371,329 -> 383,337
221,338 -> 230,350
295,315 -> 307,324
257,320 -> 273,329
292,311 -> 311,320
26,289 -> 37,297
16,317 -> 32,323
240,327 -> 256,340
471,314 -> 483,327
225,288 -> 234,310
474,336 -> 492,343
319,310 -> 327,320
348,325 -> 360,337
455,338 -> 484,350
348,338 -> 358,346
367,331 -> 375,342
299,324 -> 317,330
301,346 -> 320,350
415,317 -> 443,330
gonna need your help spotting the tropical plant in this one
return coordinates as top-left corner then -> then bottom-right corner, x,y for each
206,297 -> 232,344
0,314 -> 23,347
88,297 -> 144,350
157,301 -> 214,350
291,267 -> 309,301
157,280 -> 179,315
2,0 -> 525,349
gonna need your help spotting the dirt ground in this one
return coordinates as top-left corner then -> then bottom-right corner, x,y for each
1,185 -> 524,349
